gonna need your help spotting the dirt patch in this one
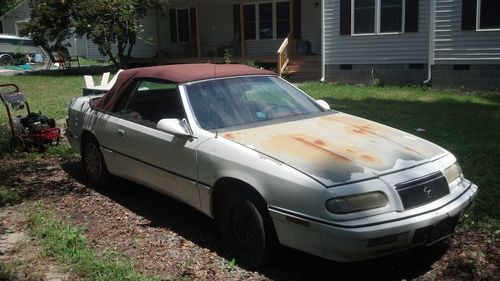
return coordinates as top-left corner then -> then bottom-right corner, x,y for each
0,206 -> 76,281
1,157 -> 499,280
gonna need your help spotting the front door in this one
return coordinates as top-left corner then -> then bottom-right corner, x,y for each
110,79 -> 200,210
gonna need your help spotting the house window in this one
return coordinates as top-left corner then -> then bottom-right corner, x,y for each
177,8 -> 190,42
244,4 -> 257,40
352,0 -> 405,35
380,0 -> 403,32
242,1 -> 290,40
15,21 -> 29,36
170,7 -> 197,43
276,2 -> 290,38
259,3 -> 273,39
477,0 -> 500,30
354,0 -> 375,34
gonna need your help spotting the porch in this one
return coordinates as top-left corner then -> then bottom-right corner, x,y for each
126,0 -> 322,80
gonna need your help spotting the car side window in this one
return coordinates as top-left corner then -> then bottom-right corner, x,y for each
116,80 -> 185,125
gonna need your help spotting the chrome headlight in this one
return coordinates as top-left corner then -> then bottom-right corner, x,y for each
326,192 -> 388,214
444,162 -> 462,184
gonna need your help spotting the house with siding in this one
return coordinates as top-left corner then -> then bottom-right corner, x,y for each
324,0 -> 500,88
0,0 -> 109,60
1,0 -> 499,89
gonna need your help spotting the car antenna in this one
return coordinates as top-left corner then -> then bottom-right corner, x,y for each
213,64 -> 219,138
214,99 -> 219,138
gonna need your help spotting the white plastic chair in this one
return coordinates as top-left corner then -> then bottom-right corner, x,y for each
106,69 -> 124,89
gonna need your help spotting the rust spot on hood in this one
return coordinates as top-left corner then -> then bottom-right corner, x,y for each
223,132 -> 238,140
220,112 -> 446,186
291,136 -> 352,162
362,154 -> 376,162
338,119 -> 427,158
314,139 -> 327,146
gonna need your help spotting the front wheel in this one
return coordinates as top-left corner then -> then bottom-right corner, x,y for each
81,138 -> 111,187
218,189 -> 276,268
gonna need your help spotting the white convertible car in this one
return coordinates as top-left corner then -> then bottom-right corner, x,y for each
67,64 -> 478,267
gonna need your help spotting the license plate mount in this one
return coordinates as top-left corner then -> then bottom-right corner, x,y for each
412,215 -> 459,246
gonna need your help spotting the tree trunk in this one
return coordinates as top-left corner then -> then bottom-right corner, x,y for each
105,48 -> 120,68
117,40 -> 126,69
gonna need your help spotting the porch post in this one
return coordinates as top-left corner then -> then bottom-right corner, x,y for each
289,0 -> 294,40
240,1 -> 245,57
289,0 -> 294,58
196,0 -> 201,58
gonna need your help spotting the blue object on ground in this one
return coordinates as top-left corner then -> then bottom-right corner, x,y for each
33,53 -> 43,63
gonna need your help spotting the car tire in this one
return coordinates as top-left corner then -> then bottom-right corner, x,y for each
218,189 -> 276,268
81,137 -> 111,187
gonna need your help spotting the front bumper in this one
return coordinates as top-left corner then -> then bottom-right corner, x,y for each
269,180 -> 478,262
65,127 -> 80,153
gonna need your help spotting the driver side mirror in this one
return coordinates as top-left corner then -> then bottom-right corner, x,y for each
316,99 -> 331,110
157,118 -> 193,138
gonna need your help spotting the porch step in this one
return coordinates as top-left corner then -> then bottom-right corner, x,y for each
287,55 -> 321,82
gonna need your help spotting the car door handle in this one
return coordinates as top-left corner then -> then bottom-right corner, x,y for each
117,128 -> 125,137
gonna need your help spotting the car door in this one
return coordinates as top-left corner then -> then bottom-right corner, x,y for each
110,79 -> 200,210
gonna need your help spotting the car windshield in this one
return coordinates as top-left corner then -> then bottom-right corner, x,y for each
185,76 -> 322,130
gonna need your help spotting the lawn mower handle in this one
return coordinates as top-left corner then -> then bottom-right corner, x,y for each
0,84 -> 20,93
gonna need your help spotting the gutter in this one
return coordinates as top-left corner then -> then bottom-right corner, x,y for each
320,0 -> 326,82
423,0 -> 436,84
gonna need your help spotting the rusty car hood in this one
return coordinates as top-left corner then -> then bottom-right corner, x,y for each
222,112 -> 448,187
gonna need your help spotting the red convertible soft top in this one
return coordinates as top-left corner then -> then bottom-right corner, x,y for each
93,64 -> 275,112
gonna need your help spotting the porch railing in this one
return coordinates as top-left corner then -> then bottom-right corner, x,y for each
276,32 -> 292,77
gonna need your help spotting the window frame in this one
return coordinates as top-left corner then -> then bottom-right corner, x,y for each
476,0 -> 500,31
114,78 -> 184,127
351,0 -> 406,36
243,0 -> 290,41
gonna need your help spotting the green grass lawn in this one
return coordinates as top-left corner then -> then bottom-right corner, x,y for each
0,73 -> 498,233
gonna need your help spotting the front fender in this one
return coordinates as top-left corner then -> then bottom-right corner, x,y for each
196,135 -> 325,219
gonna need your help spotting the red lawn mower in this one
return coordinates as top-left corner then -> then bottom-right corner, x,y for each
0,84 -> 61,152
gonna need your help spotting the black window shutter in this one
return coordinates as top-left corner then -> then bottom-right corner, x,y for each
170,9 -> 178,43
190,7 -> 197,35
233,4 -> 241,33
405,0 -> 419,32
340,0 -> 351,35
461,0 -> 477,30
293,0 -> 301,38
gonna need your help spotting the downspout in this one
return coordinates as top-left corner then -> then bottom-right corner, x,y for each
423,0 -> 435,84
320,0 -> 326,82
